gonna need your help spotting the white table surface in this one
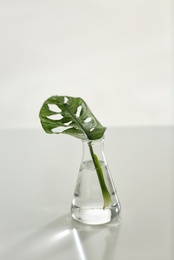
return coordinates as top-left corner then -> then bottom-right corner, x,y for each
0,127 -> 173,260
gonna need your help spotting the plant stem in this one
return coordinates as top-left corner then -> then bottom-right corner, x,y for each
88,142 -> 112,209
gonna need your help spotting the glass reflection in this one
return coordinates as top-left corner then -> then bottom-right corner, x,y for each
1,213 -> 121,260
71,216 -> 121,260
53,229 -> 71,241
73,228 -> 87,260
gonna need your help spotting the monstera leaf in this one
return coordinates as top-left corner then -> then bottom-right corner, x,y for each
39,96 -> 106,140
39,95 -> 111,208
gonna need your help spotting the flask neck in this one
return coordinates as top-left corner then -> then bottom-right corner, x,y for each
82,137 -> 105,162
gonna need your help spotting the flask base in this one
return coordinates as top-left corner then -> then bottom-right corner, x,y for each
71,204 -> 120,225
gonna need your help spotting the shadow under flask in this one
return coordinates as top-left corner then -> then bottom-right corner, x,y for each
71,137 -> 121,225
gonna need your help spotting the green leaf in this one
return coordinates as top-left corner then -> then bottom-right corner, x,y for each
39,95 -> 111,209
39,95 -> 106,140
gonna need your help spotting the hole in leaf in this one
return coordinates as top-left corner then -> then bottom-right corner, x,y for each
84,117 -> 92,123
48,104 -> 61,113
52,126 -> 72,133
64,97 -> 68,103
64,121 -> 72,126
47,114 -> 63,120
90,127 -> 95,132
76,106 -> 82,117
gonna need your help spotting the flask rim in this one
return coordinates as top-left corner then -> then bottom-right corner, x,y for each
82,135 -> 105,144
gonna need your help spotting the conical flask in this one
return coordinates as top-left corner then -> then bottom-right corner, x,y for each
71,137 -> 121,225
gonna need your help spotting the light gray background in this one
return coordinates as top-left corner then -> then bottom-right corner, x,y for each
0,0 -> 173,128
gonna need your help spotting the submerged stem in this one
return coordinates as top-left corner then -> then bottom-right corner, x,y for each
88,142 -> 112,209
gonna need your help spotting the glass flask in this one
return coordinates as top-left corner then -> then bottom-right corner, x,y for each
71,137 -> 121,225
